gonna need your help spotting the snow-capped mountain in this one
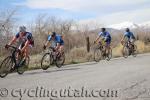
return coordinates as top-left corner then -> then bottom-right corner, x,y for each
108,22 -> 139,30
139,21 -> 150,28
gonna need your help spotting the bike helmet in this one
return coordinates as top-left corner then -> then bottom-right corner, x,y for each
125,28 -> 130,32
19,26 -> 26,32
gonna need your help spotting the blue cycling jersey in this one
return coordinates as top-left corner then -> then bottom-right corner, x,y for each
98,31 -> 111,42
48,35 -> 64,45
124,32 -> 135,39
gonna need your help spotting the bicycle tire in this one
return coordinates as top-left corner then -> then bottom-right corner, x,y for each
132,45 -> 137,57
122,46 -> 129,58
0,56 -> 13,78
106,48 -> 112,61
56,53 -> 65,68
94,48 -> 102,62
41,53 -> 52,70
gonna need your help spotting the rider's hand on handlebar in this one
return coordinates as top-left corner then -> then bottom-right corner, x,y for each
43,45 -> 46,50
5,44 -> 9,49
121,40 -> 124,45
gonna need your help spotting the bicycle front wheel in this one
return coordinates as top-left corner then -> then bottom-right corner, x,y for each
0,56 -> 13,78
94,48 -> 102,62
122,46 -> 129,58
41,53 -> 52,70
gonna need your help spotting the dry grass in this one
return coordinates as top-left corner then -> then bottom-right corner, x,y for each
135,41 -> 147,53
28,54 -> 43,69
112,43 -> 123,58
65,47 -> 94,64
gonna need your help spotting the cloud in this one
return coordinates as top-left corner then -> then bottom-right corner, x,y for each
78,7 -> 150,26
14,0 -> 149,12
12,0 -> 150,25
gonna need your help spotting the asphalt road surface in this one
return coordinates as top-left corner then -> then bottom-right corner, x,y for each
0,53 -> 150,100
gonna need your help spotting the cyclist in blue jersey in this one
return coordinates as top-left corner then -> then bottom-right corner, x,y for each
94,28 -> 112,55
121,28 -> 136,46
43,32 -> 64,54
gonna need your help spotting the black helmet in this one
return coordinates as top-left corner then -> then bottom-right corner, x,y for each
126,28 -> 130,32
51,32 -> 56,37
101,28 -> 106,32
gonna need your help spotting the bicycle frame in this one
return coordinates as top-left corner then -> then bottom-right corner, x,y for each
8,45 -> 22,68
11,49 -> 17,67
48,47 -> 59,61
98,41 -> 106,53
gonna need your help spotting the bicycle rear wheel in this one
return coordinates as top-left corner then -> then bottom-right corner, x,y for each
17,56 -> 30,74
41,53 -> 52,70
56,52 -> 65,68
132,45 -> 137,57
0,56 -> 13,78
106,48 -> 112,61
94,48 -> 102,62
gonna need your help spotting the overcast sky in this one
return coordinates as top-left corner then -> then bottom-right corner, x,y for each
0,0 -> 150,26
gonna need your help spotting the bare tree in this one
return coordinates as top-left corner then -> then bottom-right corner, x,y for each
0,8 -> 17,56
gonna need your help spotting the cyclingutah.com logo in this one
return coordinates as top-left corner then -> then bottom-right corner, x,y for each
0,86 -> 118,100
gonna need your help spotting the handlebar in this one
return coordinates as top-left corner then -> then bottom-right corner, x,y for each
6,45 -> 20,52
49,47 -> 56,51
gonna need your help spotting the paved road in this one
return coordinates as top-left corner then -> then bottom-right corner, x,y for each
0,53 -> 150,100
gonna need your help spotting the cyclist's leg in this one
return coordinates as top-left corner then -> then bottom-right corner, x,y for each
58,41 -> 64,54
24,46 -> 29,59
130,38 -> 135,49
24,44 -> 32,59
17,43 -> 23,60
105,41 -> 110,55
14,43 -> 24,67
59,45 -> 64,54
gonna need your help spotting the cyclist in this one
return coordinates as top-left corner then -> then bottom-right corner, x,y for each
43,32 -> 64,54
121,28 -> 136,48
94,28 -> 111,55
5,26 -> 34,62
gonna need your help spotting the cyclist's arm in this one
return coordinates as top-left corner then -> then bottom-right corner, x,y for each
131,32 -> 136,40
44,40 -> 50,47
95,36 -> 100,43
8,36 -> 17,45
44,35 -> 51,47
121,34 -> 126,41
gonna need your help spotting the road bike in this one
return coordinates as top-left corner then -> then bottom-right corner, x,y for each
41,47 -> 65,70
94,41 -> 112,62
122,41 -> 137,58
0,45 -> 29,78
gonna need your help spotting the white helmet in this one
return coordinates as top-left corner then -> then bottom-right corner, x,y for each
19,26 -> 26,32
